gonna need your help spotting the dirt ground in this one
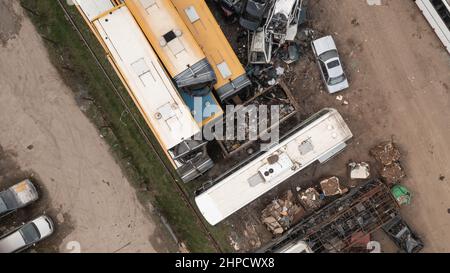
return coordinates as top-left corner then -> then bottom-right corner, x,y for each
0,1 -> 177,253
223,0 -> 450,252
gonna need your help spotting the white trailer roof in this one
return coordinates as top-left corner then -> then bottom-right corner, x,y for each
74,0 -> 115,21
196,108 -> 353,225
92,6 -> 200,150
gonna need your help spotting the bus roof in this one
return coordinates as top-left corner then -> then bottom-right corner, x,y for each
91,6 -> 200,150
170,0 -> 251,101
125,0 -> 216,89
195,108 -> 353,225
73,0 -> 115,21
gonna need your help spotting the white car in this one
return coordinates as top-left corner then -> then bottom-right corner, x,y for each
0,215 -> 54,253
312,35 -> 349,93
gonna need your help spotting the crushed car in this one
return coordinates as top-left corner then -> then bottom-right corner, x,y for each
248,0 -> 305,64
382,215 -> 424,253
240,0 -> 274,31
266,0 -> 304,43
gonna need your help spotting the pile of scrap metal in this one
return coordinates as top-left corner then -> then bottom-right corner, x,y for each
241,0 -> 307,64
257,179 -> 401,253
261,190 -> 306,235
298,187 -> 322,211
370,141 -> 406,185
298,177 -> 348,212
319,176 -> 348,197
213,81 -> 299,157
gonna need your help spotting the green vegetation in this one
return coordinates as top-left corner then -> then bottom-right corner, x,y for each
20,0 -> 231,252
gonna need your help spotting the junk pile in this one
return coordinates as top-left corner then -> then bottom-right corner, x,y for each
298,187 -> 322,211
370,141 -> 406,185
261,190 -> 305,235
319,176 -> 348,197
215,82 -> 299,157
349,162 -> 370,180
258,180 -> 401,253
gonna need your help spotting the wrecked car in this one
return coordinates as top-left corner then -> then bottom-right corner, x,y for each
240,0 -> 273,31
266,0 -> 304,43
248,0 -> 305,64
217,0 -> 243,17
311,35 -> 349,93
382,215 -> 424,253
249,29 -> 273,64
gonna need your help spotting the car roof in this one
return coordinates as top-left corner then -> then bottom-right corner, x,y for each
313,35 -> 338,56
326,58 -> 344,78
32,216 -> 53,238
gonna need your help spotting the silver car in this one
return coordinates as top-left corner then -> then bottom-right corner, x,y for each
0,179 -> 39,218
0,215 -> 54,253
311,35 -> 349,93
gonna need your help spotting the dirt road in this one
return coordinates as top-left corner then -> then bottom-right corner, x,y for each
308,0 -> 450,252
0,1 -> 175,253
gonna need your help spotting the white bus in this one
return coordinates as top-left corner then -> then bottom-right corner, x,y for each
75,1 -> 214,182
416,0 -> 450,54
195,108 -> 353,225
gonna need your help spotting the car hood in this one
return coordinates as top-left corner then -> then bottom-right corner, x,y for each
32,216 -> 54,238
312,35 -> 337,56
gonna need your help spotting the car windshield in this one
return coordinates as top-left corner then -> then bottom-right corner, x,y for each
319,50 -> 338,62
327,59 -> 340,69
19,223 -> 40,245
328,74 -> 345,85
0,197 -> 7,214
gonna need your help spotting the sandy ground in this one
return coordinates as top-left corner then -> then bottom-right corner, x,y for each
311,0 -> 450,253
224,0 -> 450,252
0,1 -> 176,253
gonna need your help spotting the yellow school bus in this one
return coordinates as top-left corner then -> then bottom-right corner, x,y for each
124,0 -> 223,127
74,0 -> 215,182
170,0 -> 252,102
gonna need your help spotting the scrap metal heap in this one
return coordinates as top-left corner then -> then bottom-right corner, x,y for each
261,190 -> 306,235
258,179 -> 400,253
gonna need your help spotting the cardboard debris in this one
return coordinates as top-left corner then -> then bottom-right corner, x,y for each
320,176 -> 347,196
370,141 -> 401,165
298,187 -> 323,211
381,162 -> 406,185
349,162 -> 370,179
261,190 -> 305,235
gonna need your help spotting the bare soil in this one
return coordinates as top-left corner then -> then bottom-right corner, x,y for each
218,0 -> 450,252
0,1 -> 177,253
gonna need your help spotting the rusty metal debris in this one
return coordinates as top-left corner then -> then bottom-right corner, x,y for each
298,187 -> 322,211
319,176 -> 348,197
258,179 -> 401,253
214,81 -> 299,157
261,190 -> 305,235
370,141 -> 401,166
370,141 -> 405,185
381,162 -> 406,185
